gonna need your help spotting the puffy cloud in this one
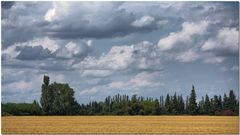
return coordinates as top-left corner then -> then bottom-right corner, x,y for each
157,21 -> 209,51
176,49 -> 199,62
44,8 -> 56,22
1,2 -> 51,48
158,2 -> 239,28
201,27 -> 238,56
131,15 -> 155,28
2,37 -> 92,62
2,37 -> 59,60
42,2 -> 166,39
129,72 -> 164,88
201,40 -> 215,51
74,45 -> 134,70
30,37 -> 59,52
16,46 -> 53,60
73,41 -> 162,73
2,2 -> 238,48
132,41 -> 162,70
1,45 -> 20,60
43,2 -> 133,39
55,40 -> 92,59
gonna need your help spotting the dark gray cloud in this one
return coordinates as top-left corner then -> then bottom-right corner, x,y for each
2,2 -> 238,48
1,1 -> 15,9
43,6 -> 160,39
1,24 -> 38,48
1,2 -> 165,47
1,2 -> 51,48
16,45 -> 53,60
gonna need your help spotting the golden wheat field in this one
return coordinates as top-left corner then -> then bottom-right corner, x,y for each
1,116 -> 239,134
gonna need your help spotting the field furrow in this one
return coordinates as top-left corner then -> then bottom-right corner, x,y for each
1,116 -> 239,134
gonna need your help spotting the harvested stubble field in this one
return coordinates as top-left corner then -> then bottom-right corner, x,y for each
1,116 -> 239,134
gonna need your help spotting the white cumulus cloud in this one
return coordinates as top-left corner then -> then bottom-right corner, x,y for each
157,20 -> 209,51
201,27 -> 238,54
176,49 -> 199,62
131,15 -> 155,27
73,41 -> 163,75
55,40 -> 92,59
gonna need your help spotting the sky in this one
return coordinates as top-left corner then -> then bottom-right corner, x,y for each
1,1 -> 239,104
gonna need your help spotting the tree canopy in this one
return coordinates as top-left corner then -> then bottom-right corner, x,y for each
2,76 -> 239,116
40,75 -> 79,115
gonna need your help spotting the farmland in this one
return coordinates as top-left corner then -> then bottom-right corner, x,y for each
1,116 -> 239,134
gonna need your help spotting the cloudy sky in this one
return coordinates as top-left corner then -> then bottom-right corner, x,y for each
1,1 -> 239,104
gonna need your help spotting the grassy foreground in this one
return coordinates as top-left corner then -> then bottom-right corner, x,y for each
1,116 -> 239,134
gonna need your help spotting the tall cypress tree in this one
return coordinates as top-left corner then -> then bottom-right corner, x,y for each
229,90 -> 236,111
172,92 -> 178,114
165,94 -> 171,114
223,93 -> 229,110
40,75 -> 50,114
218,95 -> 222,110
152,99 -> 160,115
177,95 -> 185,114
212,95 -> 219,112
189,85 -> 197,115
204,94 -> 211,115
185,96 -> 189,114
199,96 -> 205,114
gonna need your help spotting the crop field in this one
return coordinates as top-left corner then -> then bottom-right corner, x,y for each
1,116 -> 239,134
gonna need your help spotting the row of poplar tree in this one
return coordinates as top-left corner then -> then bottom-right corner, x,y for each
2,76 -> 239,116
40,76 -> 239,115
78,87 -> 238,115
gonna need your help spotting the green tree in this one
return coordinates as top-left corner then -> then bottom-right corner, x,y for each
32,100 -> 42,115
189,85 -> 197,115
172,92 -> 178,114
211,95 -> 222,113
129,95 -> 143,115
198,96 -> 205,114
40,76 -> 79,115
218,95 -> 222,110
235,100 -> 239,114
152,99 -> 160,115
223,93 -> 229,110
165,94 -> 171,114
185,96 -> 189,114
228,90 -> 236,111
204,94 -> 211,115
177,95 -> 185,114
40,75 -> 51,114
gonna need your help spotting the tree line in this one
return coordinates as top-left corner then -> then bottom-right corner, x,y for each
2,76 -> 239,116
